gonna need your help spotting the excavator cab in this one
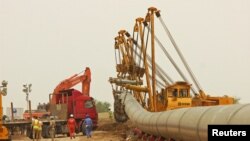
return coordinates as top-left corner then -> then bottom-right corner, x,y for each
165,81 -> 192,110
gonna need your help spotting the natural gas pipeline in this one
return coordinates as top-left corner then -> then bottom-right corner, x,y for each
119,92 -> 250,141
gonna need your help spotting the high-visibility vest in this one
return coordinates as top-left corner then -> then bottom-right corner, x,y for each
33,119 -> 39,130
38,121 -> 43,131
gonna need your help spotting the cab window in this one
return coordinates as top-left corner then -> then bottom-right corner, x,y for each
85,100 -> 94,108
173,89 -> 178,97
179,89 -> 188,97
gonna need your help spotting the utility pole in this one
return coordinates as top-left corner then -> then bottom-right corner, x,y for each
22,83 -> 32,110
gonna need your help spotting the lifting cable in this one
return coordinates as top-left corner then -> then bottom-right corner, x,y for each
146,24 -> 197,94
148,74 -> 166,89
146,55 -> 170,86
133,25 -> 139,67
141,13 -> 175,86
131,39 -> 172,85
118,45 -> 122,67
142,22 -> 150,69
140,20 -> 171,87
134,21 -> 148,70
157,13 -> 203,92
131,30 -> 137,76
132,26 -> 145,81
114,47 -> 118,65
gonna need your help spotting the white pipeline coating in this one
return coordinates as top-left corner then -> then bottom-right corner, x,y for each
120,93 -> 250,141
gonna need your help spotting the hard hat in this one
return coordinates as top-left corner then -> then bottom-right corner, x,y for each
70,114 -> 74,117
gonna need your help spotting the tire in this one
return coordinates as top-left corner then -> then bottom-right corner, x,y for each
27,126 -> 33,139
42,125 -> 47,138
42,125 -> 54,138
81,123 -> 86,135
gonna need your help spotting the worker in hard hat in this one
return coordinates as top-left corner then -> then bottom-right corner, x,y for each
67,114 -> 76,139
32,116 -> 39,141
37,118 -> 43,140
84,113 -> 93,138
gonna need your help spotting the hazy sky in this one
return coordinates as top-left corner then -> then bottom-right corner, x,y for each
1,0 -> 250,113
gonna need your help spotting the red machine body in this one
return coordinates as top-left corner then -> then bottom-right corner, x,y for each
51,88 -> 98,128
42,67 -> 98,137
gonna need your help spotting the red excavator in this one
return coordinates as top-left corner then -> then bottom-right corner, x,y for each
39,67 -> 98,138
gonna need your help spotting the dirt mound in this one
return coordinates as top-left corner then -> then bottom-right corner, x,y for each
96,113 -> 136,140
97,121 -> 134,131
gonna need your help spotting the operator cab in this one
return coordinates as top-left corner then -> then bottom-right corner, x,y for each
165,81 -> 192,110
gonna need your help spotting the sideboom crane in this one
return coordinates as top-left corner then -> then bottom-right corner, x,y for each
109,8 -> 237,140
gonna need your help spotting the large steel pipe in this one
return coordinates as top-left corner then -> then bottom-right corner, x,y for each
120,92 -> 250,141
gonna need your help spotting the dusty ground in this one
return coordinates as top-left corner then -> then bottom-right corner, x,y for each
11,112 -> 136,141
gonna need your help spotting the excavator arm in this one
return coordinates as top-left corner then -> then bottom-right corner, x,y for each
51,67 -> 91,104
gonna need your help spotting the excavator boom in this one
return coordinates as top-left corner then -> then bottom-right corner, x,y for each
53,67 -> 91,96
51,67 -> 91,104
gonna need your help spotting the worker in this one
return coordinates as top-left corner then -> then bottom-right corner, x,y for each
32,116 -> 39,141
49,116 -> 56,141
37,118 -> 43,140
67,114 -> 76,139
84,114 -> 93,138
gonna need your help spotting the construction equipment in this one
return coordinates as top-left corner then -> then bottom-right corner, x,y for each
108,7 -> 245,140
121,93 -> 250,141
110,7 -> 234,113
39,67 -> 98,138
23,109 -> 50,120
0,80 -> 11,140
